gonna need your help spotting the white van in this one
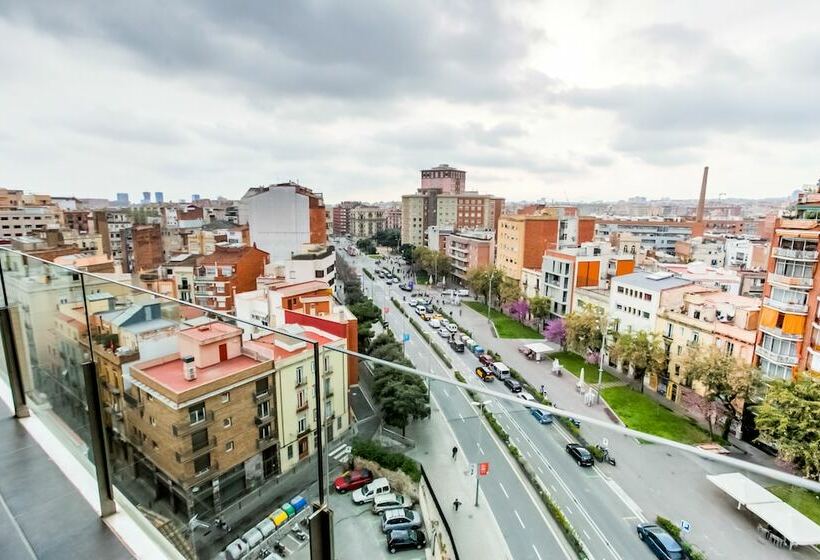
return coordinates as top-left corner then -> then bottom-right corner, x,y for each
352,477 -> 391,504
457,289 -> 470,297
492,362 -> 511,380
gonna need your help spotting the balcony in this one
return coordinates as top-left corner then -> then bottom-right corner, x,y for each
763,297 -> 808,314
257,436 -> 279,451
181,461 -> 220,487
171,411 -> 214,436
296,401 -> 310,413
323,365 -> 334,376
297,425 -> 312,438
755,345 -> 799,366
255,413 -> 273,426
175,437 -> 216,463
253,390 -> 271,403
295,377 -> 308,388
324,385 -> 335,397
767,272 -> 814,288
759,324 -> 803,341
773,247 -> 819,261
122,392 -> 143,410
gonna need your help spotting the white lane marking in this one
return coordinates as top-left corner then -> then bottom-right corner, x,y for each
443,387 -> 450,396
458,413 -> 465,423
499,482 -> 510,498
583,529 -> 592,541
532,544 -> 543,560
477,442 -> 485,455
514,509 -> 526,529
551,485 -> 557,493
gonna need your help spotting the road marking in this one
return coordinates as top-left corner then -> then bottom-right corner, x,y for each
458,413 -> 465,423
477,442 -> 485,455
499,482 -> 509,498
532,544 -> 543,560
583,529 -> 591,541
551,485 -> 557,493
514,509 -> 526,529
537,465 -> 544,474
443,387 -> 450,396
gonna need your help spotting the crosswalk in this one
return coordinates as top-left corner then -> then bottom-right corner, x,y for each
329,444 -> 352,463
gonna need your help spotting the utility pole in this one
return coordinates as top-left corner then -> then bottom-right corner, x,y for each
487,271 -> 493,325
596,316 -> 608,404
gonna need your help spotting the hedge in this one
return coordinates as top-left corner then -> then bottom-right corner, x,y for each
656,516 -> 707,560
391,297 -> 407,316
352,438 -> 421,482
363,268 -> 374,280
408,316 -> 452,368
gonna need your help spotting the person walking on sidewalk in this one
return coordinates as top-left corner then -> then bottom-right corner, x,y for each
452,446 -> 458,460
453,498 -> 462,511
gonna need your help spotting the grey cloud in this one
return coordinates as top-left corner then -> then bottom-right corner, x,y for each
53,111 -> 187,146
0,1 -> 536,104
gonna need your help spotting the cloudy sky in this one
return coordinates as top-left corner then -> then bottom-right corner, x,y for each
1,1 -> 818,203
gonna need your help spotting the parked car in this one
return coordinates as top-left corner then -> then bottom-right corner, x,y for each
449,338 -> 465,353
442,289 -> 454,296
352,478 -> 391,504
334,469 -> 374,493
420,312 -> 431,321
518,345 -> 535,359
531,408 -> 553,424
381,508 -> 422,533
438,327 -> 450,338
372,493 -> 413,515
429,319 -> 441,329
636,523 -> 685,560
503,377 -> 522,393
478,354 -> 494,367
457,289 -> 470,297
399,283 -> 413,292
518,392 -> 536,405
475,366 -> 494,382
472,345 -> 485,356
414,306 -> 425,316
446,323 -> 458,333
565,443 -> 594,467
386,529 -> 427,554
491,362 -> 511,380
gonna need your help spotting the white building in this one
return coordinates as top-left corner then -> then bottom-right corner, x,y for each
0,206 -> 59,240
609,271 -> 695,334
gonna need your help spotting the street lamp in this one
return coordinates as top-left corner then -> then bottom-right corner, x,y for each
596,316 -> 610,404
470,399 -> 492,506
486,272 -> 493,325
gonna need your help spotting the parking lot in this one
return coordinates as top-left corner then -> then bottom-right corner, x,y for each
330,491 -> 426,560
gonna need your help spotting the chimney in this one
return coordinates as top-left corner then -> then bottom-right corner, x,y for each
696,166 -> 709,222
182,355 -> 197,381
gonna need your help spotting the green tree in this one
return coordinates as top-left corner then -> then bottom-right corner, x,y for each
374,228 -> 401,249
498,276 -> 521,305
465,266 -> 505,305
356,238 -> 377,254
529,295 -> 552,331
375,374 -> 430,436
399,243 -> 414,262
681,346 -> 762,440
755,377 -> 820,480
610,330 -> 665,393
564,307 -> 606,353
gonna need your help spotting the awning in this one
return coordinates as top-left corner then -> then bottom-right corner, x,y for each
525,342 -> 552,354
747,501 -> 820,546
708,472 -> 820,547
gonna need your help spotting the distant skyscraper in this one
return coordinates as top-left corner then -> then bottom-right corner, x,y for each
191,194 -> 201,202
154,191 -> 164,203
142,191 -> 151,203
116,193 -> 129,205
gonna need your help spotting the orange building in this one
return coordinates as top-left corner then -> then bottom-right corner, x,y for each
193,245 -> 270,313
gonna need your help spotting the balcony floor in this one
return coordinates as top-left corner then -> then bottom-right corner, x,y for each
0,400 -> 133,560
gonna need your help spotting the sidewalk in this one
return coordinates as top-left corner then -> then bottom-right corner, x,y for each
405,406 -> 513,560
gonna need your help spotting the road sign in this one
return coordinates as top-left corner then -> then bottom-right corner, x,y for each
467,463 -> 476,477
479,462 -> 490,477
680,520 -> 691,533
402,333 -> 410,343
383,307 -> 389,314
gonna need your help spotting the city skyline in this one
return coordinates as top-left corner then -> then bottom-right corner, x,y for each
2,2 -> 819,202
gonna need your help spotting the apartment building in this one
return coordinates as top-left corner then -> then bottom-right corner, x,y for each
496,207 -> 595,282
596,218 -> 702,255
106,211 -> 134,264
126,322 -> 277,516
657,292 -> 760,407
755,218 -> 820,381
349,205 -> 387,238
188,222 -> 250,255
194,246 -> 270,313
609,272 -> 698,335
246,324 -> 349,472
540,242 -> 634,317
123,224 -> 164,273
332,201 -> 361,236
420,164 -> 466,194
238,182 -> 327,261
675,237 -> 726,266
158,253 -> 201,302
656,262 -> 742,295
723,236 -> 770,270
0,205 -> 60,240
446,230 -> 495,282
386,207 -> 402,230
401,191 -> 503,246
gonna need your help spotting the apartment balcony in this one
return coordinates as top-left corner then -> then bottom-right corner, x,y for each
772,247 -> 819,261
171,410 -> 214,436
323,365 -> 335,376
253,390 -> 271,403
122,391 -> 143,410
297,425 -> 313,438
324,385 -> 335,397
175,437 -> 216,463
181,461 -> 220,487
296,401 -> 310,413
255,413 -> 273,426
295,377 -> 308,388
759,324 -> 803,341
763,297 -> 808,314
257,436 -> 279,451
767,272 -> 814,288
755,345 -> 799,366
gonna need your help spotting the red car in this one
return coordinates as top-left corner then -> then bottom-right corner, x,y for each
478,353 -> 494,367
334,468 -> 373,493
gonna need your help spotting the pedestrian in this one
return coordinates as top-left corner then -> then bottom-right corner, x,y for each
459,309 -> 462,317
540,384 -> 545,395
452,446 -> 458,460
453,498 -> 462,511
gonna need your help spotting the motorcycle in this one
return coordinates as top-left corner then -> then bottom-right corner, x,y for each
274,542 -> 287,556
595,444 -> 616,466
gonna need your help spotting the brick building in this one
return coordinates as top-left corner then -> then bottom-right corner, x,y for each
194,246 -> 270,313
123,224 -> 164,273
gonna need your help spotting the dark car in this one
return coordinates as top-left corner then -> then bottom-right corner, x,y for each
386,529 -> 426,554
478,353 -> 494,367
333,468 -> 373,493
449,338 -> 465,353
503,377 -> 522,393
399,283 -> 413,292
636,523 -> 684,560
565,443 -> 594,467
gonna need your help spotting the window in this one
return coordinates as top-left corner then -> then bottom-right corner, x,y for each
257,400 -> 270,419
298,416 -> 308,434
259,424 -> 271,440
287,445 -> 294,459
726,341 -> 735,355
189,403 -> 206,424
225,441 -> 234,453
297,389 -> 308,410
223,417 -> 232,428
295,366 -> 305,386
256,378 -> 269,397
642,311 -> 650,319
221,392 -> 230,403
193,454 -> 211,475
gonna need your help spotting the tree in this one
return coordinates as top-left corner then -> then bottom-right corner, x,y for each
356,238 -> 377,254
465,266 -> 505,305
411,246 -> 451,284
375,374 -> 430,436
498,276 -> 521,305
544,318 -> 567,348
374,228 -> 401,249
399,243 -> 414,262
348,300 -> 381,325
610,330 -> 665,393
755,377 -> 820,480
681,346 -> 762,440
529,296 -> 551,331
564,307 -> 606,353
508,299 -> 529,322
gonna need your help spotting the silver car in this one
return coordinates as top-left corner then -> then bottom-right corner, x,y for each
381,508 -> 422,533
372,493 -> 412,515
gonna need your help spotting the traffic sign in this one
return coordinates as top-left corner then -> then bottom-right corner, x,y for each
467,463 -> 476,477
479,462 -> 490,477
402,333 -> 410,343
680,520 -> 691,533
383,307 -> 389,314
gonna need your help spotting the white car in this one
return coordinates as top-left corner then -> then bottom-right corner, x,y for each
372,493 -> 413,515
429,319 -> 441,329
457,289 -> 470,297
446,323 -> 458,333
438,327 -> 450,338
442,289 -> 454,296
352,478 -> 391,505
518,392 -> 536,403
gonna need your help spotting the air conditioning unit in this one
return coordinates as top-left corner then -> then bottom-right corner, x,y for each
182,355 -> 196,381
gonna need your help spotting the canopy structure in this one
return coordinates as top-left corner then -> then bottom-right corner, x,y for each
524,342 -> 551,354
708,472 -> 820,547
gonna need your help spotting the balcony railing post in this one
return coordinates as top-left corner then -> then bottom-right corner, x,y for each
82,360 -> 116,517
312,342 -> 326,505
0,306 -> 29,418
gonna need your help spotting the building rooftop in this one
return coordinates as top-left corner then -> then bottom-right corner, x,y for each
246,325 -> 341,361
614,271 -> 692,291
179,321 -> 239,343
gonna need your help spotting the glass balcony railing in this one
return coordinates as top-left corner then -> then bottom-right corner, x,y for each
772,247 -> 819,261
763,296 -> 809,314
767,272 -> 814,288
1,244 -> 819,560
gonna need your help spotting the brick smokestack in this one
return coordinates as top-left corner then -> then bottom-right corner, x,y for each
696,166 -> 709,222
